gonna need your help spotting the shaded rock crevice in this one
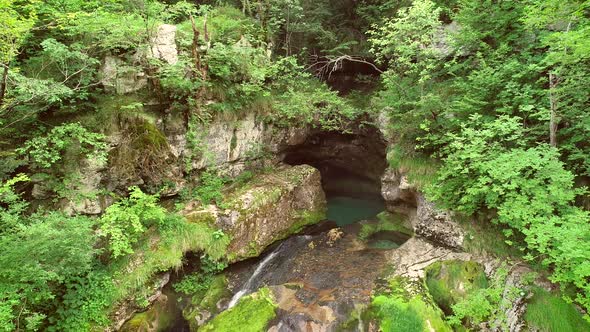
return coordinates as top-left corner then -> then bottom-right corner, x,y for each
380,168 -> 465,249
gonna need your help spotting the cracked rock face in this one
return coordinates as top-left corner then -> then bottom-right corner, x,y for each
150,24 -> 178,65
415,194 -> 464,249
380,167 -> 464,249
100,56 -> 147,94
164,112 -> 312,176
380,169 -> 416,209
387,237 -> 471,279
183,164 -> 327,262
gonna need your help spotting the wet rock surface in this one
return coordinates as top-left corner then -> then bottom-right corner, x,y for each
226,227 -> 389,331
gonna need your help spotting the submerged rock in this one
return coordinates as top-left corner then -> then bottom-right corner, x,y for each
221,228 -> 390,331
267,284 -> 337,332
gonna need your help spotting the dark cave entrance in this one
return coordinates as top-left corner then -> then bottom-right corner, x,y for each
283,125 -> 388,226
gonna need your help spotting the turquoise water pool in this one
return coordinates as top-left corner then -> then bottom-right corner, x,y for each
326,196 -> 385,226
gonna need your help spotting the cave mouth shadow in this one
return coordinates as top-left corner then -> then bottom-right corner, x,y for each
283,127 -> 388,225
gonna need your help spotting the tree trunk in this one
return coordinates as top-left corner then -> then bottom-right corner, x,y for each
188,15 -> 210,123
549,72 -> 558,148
242,0 -> 252,15
190,15 -> 202,73
0,64 -> 8,107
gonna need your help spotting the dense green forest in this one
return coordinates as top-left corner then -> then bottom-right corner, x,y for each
1,0 -> 589,331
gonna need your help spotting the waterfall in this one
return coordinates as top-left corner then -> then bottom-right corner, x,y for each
227,243 -> 284,309
227,235 -> 312,309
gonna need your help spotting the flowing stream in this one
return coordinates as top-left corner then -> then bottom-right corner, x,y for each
130,171 -> 409,331
227,243 -> 284,308
227,234 -> 313,309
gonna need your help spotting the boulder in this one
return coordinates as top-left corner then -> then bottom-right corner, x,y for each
184,164 -> 327,262
380,168 -> 416,209
415,194 -> 464,249
380,166 -> 464,249
387,237 -> 471,279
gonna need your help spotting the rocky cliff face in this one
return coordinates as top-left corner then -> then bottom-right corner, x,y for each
166,112 -> 311,177
380,168 -> 465,249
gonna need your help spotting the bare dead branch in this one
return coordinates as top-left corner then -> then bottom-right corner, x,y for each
306,55 -> 383,80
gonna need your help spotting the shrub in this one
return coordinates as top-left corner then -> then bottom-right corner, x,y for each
426,115 -> 590,314
98,186 -> 166,258
17,123 -> 107,169
195,170 -> 227,206
447,267 -> 519,329
0,212 -> 97,330
0,173 -> 29,234
425,260 -> 488,315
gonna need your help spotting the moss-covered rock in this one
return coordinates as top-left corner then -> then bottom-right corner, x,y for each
108,114 -> 184,194
424,260 -> 488,315
199,287 -> 276,332
186,164 -> 327,262
358,211 -> 413,241
368,276 -> 452,332
120,293 -> 174,332
107,217 -> 229,331
183,275 -> 230,331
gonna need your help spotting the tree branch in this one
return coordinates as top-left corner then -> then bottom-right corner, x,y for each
306,55 -> 384,80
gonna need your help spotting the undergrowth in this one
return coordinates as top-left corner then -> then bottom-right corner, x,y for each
525,287 -> 590,332
387,146 -> 438,190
